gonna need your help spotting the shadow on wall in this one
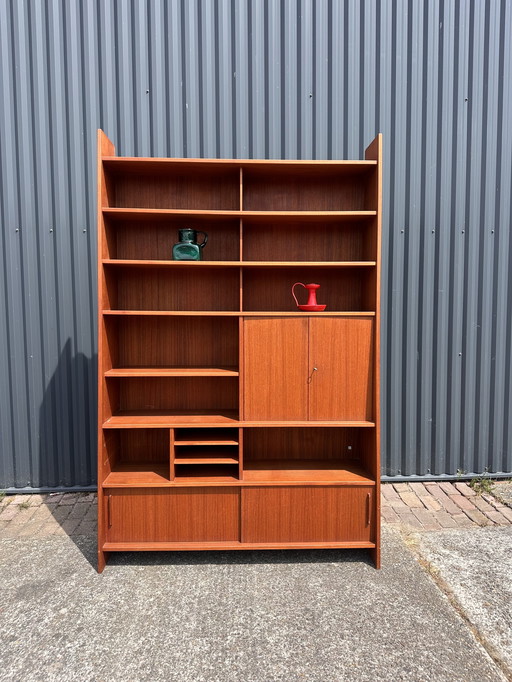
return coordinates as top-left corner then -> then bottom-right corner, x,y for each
39,338 -> 97,490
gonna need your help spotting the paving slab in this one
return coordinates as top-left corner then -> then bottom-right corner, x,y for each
413,526 -> 512,680
493,482 -> 512,508
0,528 -> 506,682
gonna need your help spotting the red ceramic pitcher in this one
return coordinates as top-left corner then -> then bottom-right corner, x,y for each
291,282 -> 327,311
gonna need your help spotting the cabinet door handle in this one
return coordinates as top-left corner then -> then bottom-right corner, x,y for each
307,367 -> 318,384
107,494 -> 112,528
366,492 -> 371,526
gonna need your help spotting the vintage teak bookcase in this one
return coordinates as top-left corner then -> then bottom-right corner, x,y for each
97,130 -> 382,572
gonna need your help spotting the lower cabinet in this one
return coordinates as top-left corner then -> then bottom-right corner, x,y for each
241,486 -> 374,543
105,488 -> 239,543
105,485 -> 374,546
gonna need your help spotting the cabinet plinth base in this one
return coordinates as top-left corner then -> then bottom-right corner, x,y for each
102,541 -> 376,551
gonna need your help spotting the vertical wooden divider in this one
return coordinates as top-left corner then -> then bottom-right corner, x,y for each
239,167 -> 244,424
170,428 -> 175,480
97,129 -> 115,573
238,427 -> 244,480
239,316 -> 245,422
239,167 -> 244,213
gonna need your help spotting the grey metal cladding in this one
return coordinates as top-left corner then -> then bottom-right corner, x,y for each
0,0 -> 511,489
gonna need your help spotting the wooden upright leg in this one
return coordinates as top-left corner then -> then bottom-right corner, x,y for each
98,549 -> 109,573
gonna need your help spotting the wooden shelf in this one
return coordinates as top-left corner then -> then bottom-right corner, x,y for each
175,453 -> 239,464
241,211 -> 376,225
105,367 -> 239,377
102,207 -> 377,220
103,259 -> 376,268
103,310 -> 243,316
175,439 -> 239,446
103,464 -> 170,487
103,156 -> 377,170
103,310 -> 376,317
102,461 -> 373,487
103,416 -> 375,429
174,465 -> 239,482
241,421 -> 376,428
104,410 -> 239,427
243,460 -> 374,484
104,259 -> 240,267
173,428 -> 239,445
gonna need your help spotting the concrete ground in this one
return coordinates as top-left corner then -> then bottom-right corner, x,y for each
1,482 -> 511,681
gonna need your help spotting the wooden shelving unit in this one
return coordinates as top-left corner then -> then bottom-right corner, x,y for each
97,130 -> 382,571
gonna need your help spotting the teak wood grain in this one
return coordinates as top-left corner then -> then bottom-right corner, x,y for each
242,218 -> 372,262
242,461 -> 374,483
243,317 -> 373,422
106,488 -> 239,543
110,218 -> 240,261
110,315 -> 239,369
242,268 -> 373,313
103,310 -> 375,317
365,133 -> 382,569
112,267 -> 240,311
243,427 -> 364,461
103,541 -> 375,551
115,377 -> 239,413
242,168 -> 375,211
97,130 -> 116,573
309,317 -> 374,421
243,317 -> 308,421
111,167 -> 240,210
241,487 -> 374,543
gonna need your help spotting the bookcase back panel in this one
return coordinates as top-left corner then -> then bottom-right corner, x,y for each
242,268 -> 372,312
109,169 -> 240,210
107,429 -> 170,464
243,428 -> 362,461
118,377 -> 239,411
115,317 -> 239,368
243,170 -> 375,211
242,221 -> 369,262
109,220 -> 240,261
114,268 -> 240,311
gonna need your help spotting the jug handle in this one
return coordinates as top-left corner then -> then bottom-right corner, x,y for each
292,282 -> 306,307
197,231 -> 208,248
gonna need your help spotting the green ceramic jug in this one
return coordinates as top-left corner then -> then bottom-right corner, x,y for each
172,228 -> 208,260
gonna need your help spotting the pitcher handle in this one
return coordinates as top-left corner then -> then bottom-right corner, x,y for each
292,282 -> 305,307
197,231 -> 208,248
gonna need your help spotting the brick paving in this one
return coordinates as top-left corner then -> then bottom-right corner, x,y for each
381,481 -> 512,531
0,481 -> 510,538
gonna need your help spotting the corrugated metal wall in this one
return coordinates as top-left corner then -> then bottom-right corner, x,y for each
1,0 -> 511,490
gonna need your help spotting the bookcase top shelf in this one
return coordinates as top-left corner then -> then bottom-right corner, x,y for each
103,156 -> 377,172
